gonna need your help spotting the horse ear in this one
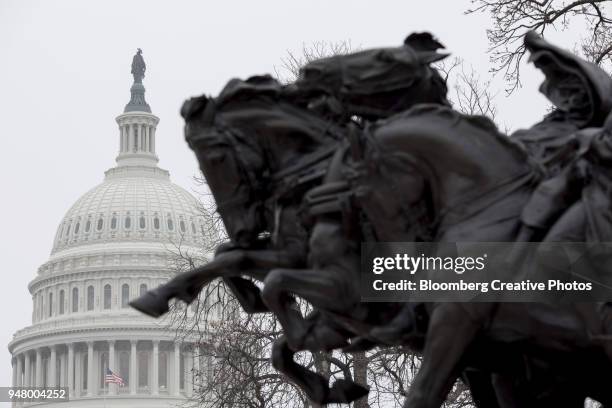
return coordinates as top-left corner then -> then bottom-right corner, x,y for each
180,95 -> 209,121
404,32 -> 449,64
404,32 -> 445,52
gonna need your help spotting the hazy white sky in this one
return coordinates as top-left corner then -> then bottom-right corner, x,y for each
0,0 -> 580,400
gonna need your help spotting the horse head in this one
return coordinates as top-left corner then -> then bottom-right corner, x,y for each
182,75 -> 343,247
293,32 -> 450,120
181,85 -> 267,247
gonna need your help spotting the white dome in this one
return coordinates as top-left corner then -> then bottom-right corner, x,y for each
52,164 -> 205,254
10,63 -> 206,407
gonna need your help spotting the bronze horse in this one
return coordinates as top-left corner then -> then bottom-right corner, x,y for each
129,33 -> 450,319
270,103 -> 612,407
174,87 -> 612,407
171,88 -> 612,407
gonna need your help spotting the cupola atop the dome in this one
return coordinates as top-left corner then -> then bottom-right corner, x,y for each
115,48 -> 160,168
124,48 -> 151,113
46,49 -> 205,255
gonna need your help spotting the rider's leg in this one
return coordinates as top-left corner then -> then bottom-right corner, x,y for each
542,201 -> 586,242
539,203 -> 612,339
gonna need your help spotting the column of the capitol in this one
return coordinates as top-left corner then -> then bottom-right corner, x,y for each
185,347 -> 193,397
59,351 -> 66,389
49,346 -> 57,387
87,342 -> 94,396
109,341 -> 116,395
173,342 -> 180,396
152,340 -> 159,395
130,341 -> 137,395
11,358 -> 17,408
24,353 -> 30,388
16,355 -> 22,387
11,358 -> 17,388
67,343 -> 74,398
35,350 -> 42,387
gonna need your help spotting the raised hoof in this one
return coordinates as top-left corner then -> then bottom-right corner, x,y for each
324,379 -> 370,404
129,291 -> 170,318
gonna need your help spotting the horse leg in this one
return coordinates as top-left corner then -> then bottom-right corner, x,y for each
213,242 -> 269,313
369,303 -> 427,346
271,336 -> 329,404
222,277 -> 268,313
263,267 -> 373,405
219,245 -> 305,313
460,370 -> 502,408
262,266 -> 359,351
404,304 -> 483,408
130,263 -> 220,317
262,216 -> 360,349
131,247 -> 300,317
263,261 -> 372,405
271,335 -> 369,405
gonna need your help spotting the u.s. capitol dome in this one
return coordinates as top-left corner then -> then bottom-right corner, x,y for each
8,51 -> 208,407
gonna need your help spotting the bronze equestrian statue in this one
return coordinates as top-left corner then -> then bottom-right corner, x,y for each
130,31 -> 612,407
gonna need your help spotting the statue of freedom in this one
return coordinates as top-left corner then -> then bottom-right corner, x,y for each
131,48 -> 146,83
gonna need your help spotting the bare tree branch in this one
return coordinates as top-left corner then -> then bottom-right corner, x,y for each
466,0 -> 612,94
435,56 -> 507,132
274,40 -> 358,83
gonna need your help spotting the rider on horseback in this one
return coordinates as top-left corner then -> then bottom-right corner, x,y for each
515,32 -> 612,241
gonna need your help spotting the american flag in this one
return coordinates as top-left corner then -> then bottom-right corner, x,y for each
105,368 -> 125,386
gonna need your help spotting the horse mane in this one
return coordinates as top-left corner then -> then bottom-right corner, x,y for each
393,104 -> 502,138
181,75 -> 283,123
382,104 -> 531,166
462,114 -> 501,135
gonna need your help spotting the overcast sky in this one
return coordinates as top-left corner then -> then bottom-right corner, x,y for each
0,0 -> 582,400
